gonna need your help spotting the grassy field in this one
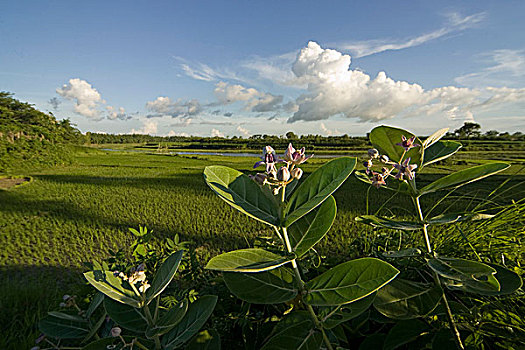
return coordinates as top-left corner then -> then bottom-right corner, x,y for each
1,147 -> 524,348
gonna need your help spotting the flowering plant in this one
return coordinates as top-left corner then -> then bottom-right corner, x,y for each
204,143 -> 399,349
355,125 -> 522,349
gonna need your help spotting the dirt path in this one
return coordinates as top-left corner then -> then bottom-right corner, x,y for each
0,176 -> 31,189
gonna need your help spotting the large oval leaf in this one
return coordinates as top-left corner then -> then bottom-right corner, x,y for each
84,270 -> 142,307
419,162 -> 510,196
383,319 -> 429,350
288,195 -> 336,258
104,297 -> 148,333
304,258 -> 399,306
481,264 -> 522,296
284,157 -> 356,227
319,293 -> 375,329
261,320 -> 323,350
146,250 -> 183,303
186,329 -> 221,350
39,312 -> 89,339
206,248 -> 292,273
369,126 -> 424,168
146,300 -> 188,338
223,267 -> 298,304
204,166 -> 279,226
428,257 -> 500,293
374,279 -> 442,320
162,295 -> 218,350
422,140 -> 462,167
422,128 -> 449,148
356,215 -> 423,231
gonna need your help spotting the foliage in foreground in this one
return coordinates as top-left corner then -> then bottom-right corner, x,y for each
36,228 -> 218,349
204,144 -> 400,349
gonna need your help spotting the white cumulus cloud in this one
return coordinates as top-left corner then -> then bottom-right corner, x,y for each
56,78 -> 103,119
131,120 -> 158,135
287,42 -> 525,124
211,128 -> 225,137
146,97 -> 202,118
236,125 -> 250,137
214,81 -> 283,112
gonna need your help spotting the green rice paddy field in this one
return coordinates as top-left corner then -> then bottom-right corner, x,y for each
1,145 -> 524,348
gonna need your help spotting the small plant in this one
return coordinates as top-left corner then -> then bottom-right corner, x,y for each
37,230 -> 217,349
355,125 -> 523,349
203,143 -> 400,349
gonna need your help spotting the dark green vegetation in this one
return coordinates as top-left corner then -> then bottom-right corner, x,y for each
1,146 -> 524,349
0,92 -> 86,173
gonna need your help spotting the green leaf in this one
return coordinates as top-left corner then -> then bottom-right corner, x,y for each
187,329 -> 221,350
205,248 -> 292,273
304,258 -> 399,306
261,320 -> 323,350
204,166 -> 279,226
39,312 -> 89,339
428,257 -> 500,293
223,267 -> 298,304
146,250 -> 183,303
419,162 -> 510,195
84,270 -> 142,307
81,336 -> 154,350
422,140 -> 462,166
284,157 -> 356,227
81,312 -> 107,344
469,264 -> 522,296
369,125 -> 424,168
146,300 -> 188,338
427,212 -> 494,225
422,128 -> 449,148
162,295 -> 218,350
374,279 -> 442,320
288,196 -> 336,258
355,170 -> 412,194
382,248 -> 422,258
104,297 -> 147,333
319,293 -> 375,329
85,292 -> 104,319
356,215 -> 423,231
383,319 -> 429,350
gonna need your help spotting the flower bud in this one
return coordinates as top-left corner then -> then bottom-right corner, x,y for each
380,155 -> 389,163
291,168 -> 303,180
62,294 -> 71,301
368,148 -> 379,159
59,302 -> 66,308
251,173 -> 267,185
277,167 -> 291,182
363,160 -> 372,168
111,327 -> 122,337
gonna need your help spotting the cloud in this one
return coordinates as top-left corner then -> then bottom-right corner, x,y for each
223,112 -> 233,117
236,125 -> 250,137
170,118 -> 193,127
455,49 -> 525,87
287,42 -> 525,124
242,51 -> 299,85
131,120 -> 158,135
167,130 -> 189,137
106,106 -> 131,120
337,12 -> 486,58
214,81 -> 283,112
56,78 -> 103,119
320,122 -> 340,136
211,128 -> 224,137
48,97 -> 61,110
146,96 -> 202,118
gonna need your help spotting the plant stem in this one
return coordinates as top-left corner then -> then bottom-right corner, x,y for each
143,303 -> 161,349
282,226 -> 334,350
414,196 -> 464,350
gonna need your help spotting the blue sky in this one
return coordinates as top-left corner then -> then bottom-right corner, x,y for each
1,1 -> 524,137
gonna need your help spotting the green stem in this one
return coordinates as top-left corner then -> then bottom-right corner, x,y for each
143,303 -> 161,350
414,196 -> 464,350
282,226 -> 334,350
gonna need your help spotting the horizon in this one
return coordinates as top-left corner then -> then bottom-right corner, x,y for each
2,1 -> 524,137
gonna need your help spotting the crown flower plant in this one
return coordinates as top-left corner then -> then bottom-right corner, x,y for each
355,125 -> 522,349
204,143 -> 400,350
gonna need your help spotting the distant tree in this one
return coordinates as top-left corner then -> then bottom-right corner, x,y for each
454,122 -> 481,138
484,130 -> 499,138
286,131 -> 297,140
